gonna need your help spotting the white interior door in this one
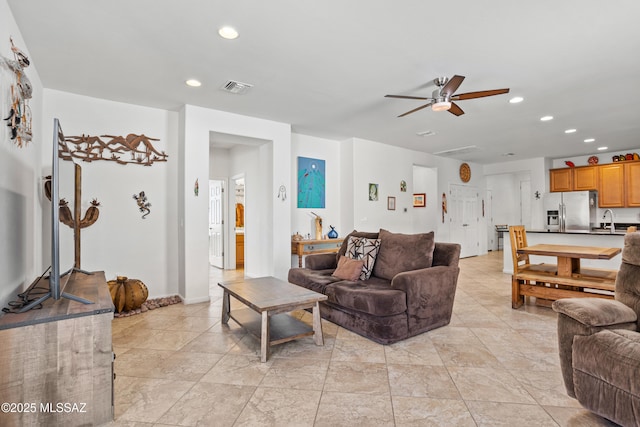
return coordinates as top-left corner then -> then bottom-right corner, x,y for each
449,184 -> 479,258
485,189 -> 495,250
209,180 -> 224,268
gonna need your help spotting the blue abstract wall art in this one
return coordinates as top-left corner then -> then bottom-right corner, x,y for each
297,156 -> 325,208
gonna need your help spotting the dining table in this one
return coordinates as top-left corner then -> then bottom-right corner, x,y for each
517,243 -> 621,277
513,243 -> 621,308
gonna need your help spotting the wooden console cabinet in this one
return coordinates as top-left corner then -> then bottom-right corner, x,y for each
0,271 -> 114,426
292,238 -> 344,267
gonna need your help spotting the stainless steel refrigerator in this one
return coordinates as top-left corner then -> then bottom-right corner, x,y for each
543,191 -> 598,232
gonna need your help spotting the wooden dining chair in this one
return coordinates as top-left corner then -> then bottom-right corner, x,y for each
509,225 -> 558,308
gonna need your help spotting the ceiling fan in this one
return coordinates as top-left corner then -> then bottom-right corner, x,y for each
385,75 -> 509,117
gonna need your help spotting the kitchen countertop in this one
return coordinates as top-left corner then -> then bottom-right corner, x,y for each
526,229 -> 627,236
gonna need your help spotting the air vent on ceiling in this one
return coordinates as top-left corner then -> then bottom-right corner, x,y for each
432,145 -> 477,156
221,80 -> 253,94
416,130 -> 437,137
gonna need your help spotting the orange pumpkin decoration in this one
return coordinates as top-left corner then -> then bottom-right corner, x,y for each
108,276 -> 148,313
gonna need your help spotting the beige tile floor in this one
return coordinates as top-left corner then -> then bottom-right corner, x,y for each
107,251 -> 618,427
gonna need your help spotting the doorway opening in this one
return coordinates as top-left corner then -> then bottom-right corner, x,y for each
234,177 -> 245,269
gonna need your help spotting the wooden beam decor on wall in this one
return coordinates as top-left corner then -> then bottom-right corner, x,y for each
62,133 -> 168,166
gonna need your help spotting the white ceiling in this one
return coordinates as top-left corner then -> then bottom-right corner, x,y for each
8,0 -> 640,164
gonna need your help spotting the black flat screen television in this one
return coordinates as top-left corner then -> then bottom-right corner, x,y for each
17,118 -> 92,312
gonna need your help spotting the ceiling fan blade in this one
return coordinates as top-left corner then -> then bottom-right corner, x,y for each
440,75 -> 465,97
448,102 -> 464,116
398,102 -> 434,117
451,88 -> 510,101
385,94 -> 430,100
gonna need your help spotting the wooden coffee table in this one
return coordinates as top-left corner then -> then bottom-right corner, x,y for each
218,276 -> 328,362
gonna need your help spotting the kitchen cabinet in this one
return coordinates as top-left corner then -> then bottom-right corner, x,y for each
598,163 -> 625,207
550,168 -> 572,192
625,162 -> 640,207
236,233 -> 244,267
573,166 -> 598,191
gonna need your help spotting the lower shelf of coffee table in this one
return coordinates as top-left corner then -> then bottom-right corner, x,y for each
229,308 -> 314,345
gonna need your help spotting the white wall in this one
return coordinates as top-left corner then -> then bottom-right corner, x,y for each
348,137 -> 487,252
291,133 -> 342,239
42,89 -> 179,298
485,171 -> 531,227
412,165 -> 439,233
0,0 -> 44,309
484,157 -> 547,231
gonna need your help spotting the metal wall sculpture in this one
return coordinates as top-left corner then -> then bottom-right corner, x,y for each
1,38 -> 32,147
62,133 -> 168,165
133,191 -> 151,219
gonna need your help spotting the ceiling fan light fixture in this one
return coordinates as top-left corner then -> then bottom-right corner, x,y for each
432,101 -> 451,112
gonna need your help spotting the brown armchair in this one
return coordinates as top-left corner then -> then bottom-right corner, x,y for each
552,232 -> 640,426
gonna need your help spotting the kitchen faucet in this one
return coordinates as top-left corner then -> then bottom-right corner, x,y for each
603,209 -> 615,234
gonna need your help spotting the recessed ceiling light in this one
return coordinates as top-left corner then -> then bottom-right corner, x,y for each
584,138 -> 595,143
185,79 -> 202,87
218,26 -> 239,40
597,146 -> 608,151
509,96 -> 524,104
540,116 -> 554,121
564,129 -> 577,134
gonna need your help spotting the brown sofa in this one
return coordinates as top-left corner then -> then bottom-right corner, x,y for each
288,229 -> 461,344
552,232 -> 640,427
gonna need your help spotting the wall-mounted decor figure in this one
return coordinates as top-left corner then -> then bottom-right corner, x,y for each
277,185 -> 287,201
400,180 -> 407,192
133,191 -> 151,219
1,37 -> 33,147
194,178 -> 199,196
442,192 -> 447,223
297,156 -> 325,208
369,183 -> 379,201
62,133 -> 168,165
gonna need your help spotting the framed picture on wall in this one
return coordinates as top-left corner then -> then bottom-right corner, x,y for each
369,183 -> 379,201
387,196 -> 396,210
413,193 -> 426,207
297,156 -> 326,208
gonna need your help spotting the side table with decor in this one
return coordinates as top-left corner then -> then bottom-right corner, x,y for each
291,237 -> 344,267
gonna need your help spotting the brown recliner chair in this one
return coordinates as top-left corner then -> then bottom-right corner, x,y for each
552,232 -> 640,427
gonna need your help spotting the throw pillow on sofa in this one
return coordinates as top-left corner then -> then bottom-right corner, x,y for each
345,236 -> 381,280
372,229 -> 435,280
332,255 -> 365,281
